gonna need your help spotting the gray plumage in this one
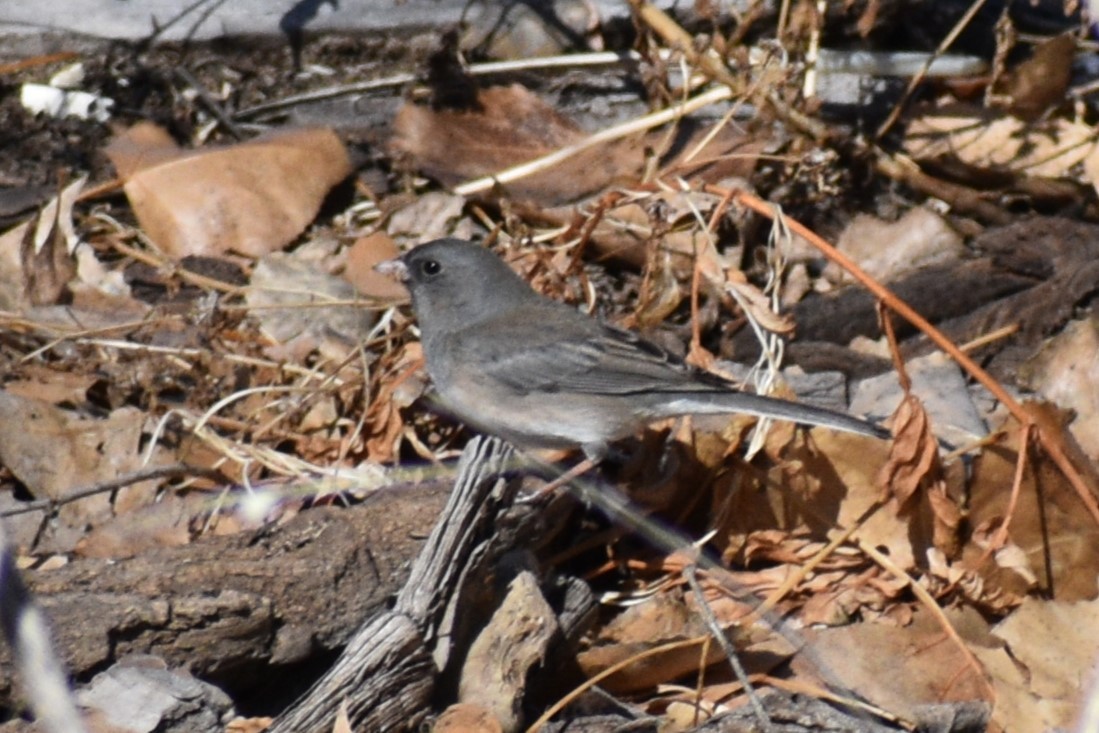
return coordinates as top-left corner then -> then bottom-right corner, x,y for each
382,238 -> 889,460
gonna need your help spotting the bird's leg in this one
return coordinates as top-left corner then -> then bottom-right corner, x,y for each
527,454 -> 601,500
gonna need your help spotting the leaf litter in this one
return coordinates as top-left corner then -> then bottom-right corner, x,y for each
1,3 -> 1099,732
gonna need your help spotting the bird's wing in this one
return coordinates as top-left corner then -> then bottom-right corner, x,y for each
449,306 -> 890,440
466,313 -> 727,396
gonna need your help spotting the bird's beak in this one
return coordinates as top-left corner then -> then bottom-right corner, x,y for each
375,257 -> 409,282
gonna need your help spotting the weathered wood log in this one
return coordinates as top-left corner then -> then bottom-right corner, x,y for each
0,479 -> 453,706
270,436 -> 518,733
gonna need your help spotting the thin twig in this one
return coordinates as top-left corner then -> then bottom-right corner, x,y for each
0,464 -> 224,518
875,0 -> 991,140
234,51 -> 643,120
684,564 -> 774,732
0,51 -> 79,75
174,66 -> 245,139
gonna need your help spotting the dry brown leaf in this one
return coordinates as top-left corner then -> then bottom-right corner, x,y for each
74,492 -> 202,559
386,191 -> 471,241
879,395 -> 939,510
975,596 -> 1099,731
568,190 -> 730,281
106,123 -> 351,258
826,208 -> 964,286
20,187 -> 78,306
1018,317 -> 1099,461
246,251 -> 375,362
634,247 -> 684,329
0,176 -> 84,311
704,427 -> 899,568
964,428 -> 1099,602
3,367 -> 97,406
794,611 -> 992,721
658,123 -> 767,185
104,121 -> 179,179
391,84 -> 591,199
904,108 -> 1099,193
343,232 -> 408,301
364,342 -> 422,462
970,643 -> 1076,733
0,395 -> 162,553
876,395 -> 962,559
788,429 -> 916,570
0,393 -> 138,501
392,84 -> 762,207
997,32 -> 1074,121
578,593 -> 711,694
800,586 -> 860,627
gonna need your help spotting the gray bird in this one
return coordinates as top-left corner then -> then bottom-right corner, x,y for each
378,238 -> 889,460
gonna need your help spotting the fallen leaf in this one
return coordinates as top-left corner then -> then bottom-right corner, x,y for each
364,342 -> 422,462
386,191 -> 473,242
826,207 -> 964,286
106,123 -> 352,258
392,84 -> 762,206
904,108 -> 1099,194
75,492 -> 202,559
391,84 -> 587,197
878,395 -> 937,510
773,430 -> 914,570
0,176 -> 85,311
964,429 -> 1099,602
0,395 -> 161,553
997,33 -> 1075,121
578,593 -> 717,694
246,251 -> 376,361
3,366 -> 97,406
104,121 -> 180,179
877,394 -> 962,560
794,611 -> 992,721
971,643 -> 1076,733
994,596 -> 1099,701
1018,317 -> 1099,461
343,232 -> 408,301
967,595 -> 1098,731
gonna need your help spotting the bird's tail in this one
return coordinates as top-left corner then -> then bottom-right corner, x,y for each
655,391 -> 890,440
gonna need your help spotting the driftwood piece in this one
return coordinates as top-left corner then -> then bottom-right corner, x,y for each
0,479 -> 452,706
458,570 -> 559,732
270,436 -> 518,733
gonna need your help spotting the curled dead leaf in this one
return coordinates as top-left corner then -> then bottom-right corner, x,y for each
877,394 -> 937,510
725,270 -> 795,335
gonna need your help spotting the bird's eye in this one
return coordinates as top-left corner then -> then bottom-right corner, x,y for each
420,259 -> 441,276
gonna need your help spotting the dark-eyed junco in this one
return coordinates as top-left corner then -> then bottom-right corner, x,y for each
378,238 -> 889,460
